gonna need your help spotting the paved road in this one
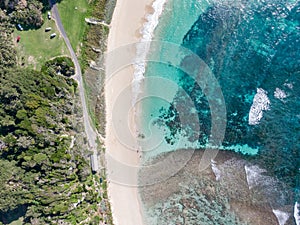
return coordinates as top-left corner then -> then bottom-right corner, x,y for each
49,1 -> 98,163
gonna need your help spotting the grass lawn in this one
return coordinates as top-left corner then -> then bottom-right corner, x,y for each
14,14 -> 69,70
9,218 -> 23,225
57,0 -> 91,52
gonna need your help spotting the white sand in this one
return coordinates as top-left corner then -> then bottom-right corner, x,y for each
105,0 -> 154,224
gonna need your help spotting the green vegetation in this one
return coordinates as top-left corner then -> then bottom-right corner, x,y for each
57,0 -> 110,68
0,67 -> 101,224
81,0 -> 110,66
57,0 -> 90,51
41,56 -> 75,77
9,218 -> 23,225
56,0 -> 111,136
14,16 -> 69,70
81,0 -> 110,136
0,0 -> 113,224
0,12 -> 16,70
0,58 -> 109,225
0,0 -> 68,70
0,0 -> 45,28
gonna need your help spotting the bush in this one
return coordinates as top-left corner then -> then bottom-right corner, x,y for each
41,57 -> 75,77
11,1 -> 44,28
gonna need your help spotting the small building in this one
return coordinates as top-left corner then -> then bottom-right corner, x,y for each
47,11 -> 51,20
50,33 -> 56,39
45,27 -> 52,32
17,24 -> 23,31
90,154 -> 99,173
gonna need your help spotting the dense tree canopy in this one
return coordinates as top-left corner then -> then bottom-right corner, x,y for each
0,0 -> 111,224
0,10 -> 16,69
41,56 -> 75,77
0,0 -> 45,28
0,68 -> 99,224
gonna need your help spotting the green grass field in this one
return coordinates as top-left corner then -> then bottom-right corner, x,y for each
9,218 -> 23,225
14,14 -> 69,70
14,0 -> 92,70
57,0 -> 91,52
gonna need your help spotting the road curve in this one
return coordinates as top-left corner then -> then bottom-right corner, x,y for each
49,1 -> 98,157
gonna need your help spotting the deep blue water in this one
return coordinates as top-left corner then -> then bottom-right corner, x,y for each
182,0 -> 300,189
179,0 -> 300,186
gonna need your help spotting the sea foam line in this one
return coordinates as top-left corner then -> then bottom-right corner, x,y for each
295,202 -> 300,225
132,0 -> 168,105
272,209 -> 290,225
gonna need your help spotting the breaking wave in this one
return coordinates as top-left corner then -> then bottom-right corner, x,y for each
132,0 -> 167,105
248,88 -> 270,125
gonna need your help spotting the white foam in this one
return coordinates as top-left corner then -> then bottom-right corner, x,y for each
244,165 -> 266,189
132,0 -> 168,105
272,209 -> 290,225
211,160 -> 221,181
286,1 -> 299,12
248,88 -> 270,125
294,202 -> 300,225
274,88 -> 287,100
284,82 -> 293,90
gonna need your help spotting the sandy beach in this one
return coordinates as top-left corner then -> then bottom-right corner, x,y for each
105,0 -> 154,224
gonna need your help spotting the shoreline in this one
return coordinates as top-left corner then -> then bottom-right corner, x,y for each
105,0 -> 155,224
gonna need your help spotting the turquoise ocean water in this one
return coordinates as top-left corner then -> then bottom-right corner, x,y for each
138,0 -> 211,159
138,0 -> 300,223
